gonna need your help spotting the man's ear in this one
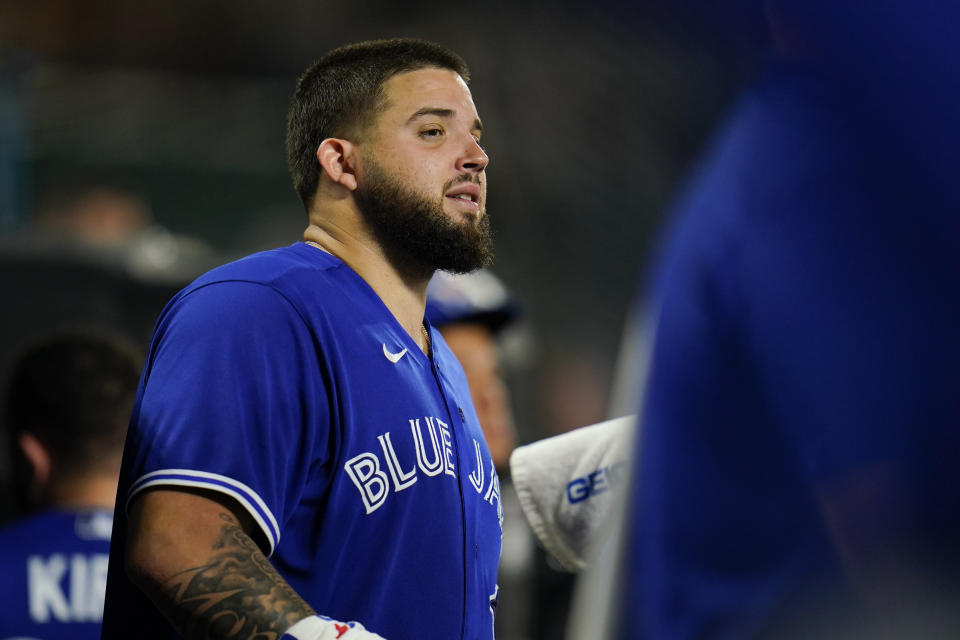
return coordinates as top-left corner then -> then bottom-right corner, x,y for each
19,432 -> 51,489
316,138 -> 359,191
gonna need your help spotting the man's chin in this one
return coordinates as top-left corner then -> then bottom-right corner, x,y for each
442,207 -> 484,226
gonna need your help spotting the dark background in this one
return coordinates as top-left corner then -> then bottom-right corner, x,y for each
0,0 -> 768,480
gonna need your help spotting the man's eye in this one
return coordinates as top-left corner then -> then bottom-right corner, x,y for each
420,128 -> 444,138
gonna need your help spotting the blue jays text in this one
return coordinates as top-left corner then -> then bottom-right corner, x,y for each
345,414 -> 503,523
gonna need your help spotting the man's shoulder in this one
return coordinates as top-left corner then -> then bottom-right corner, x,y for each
150,243 -> 379,347
0,509 -> 112,557
191,243 -> 344,290
169,243 -> 362,314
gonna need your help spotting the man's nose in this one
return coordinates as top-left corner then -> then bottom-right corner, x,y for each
457,136 -> 488,173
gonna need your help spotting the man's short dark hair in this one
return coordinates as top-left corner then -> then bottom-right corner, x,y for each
5,330 -> 142,479
286,38 -> 471,210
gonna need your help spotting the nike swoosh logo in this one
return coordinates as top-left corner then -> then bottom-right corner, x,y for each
382,344 -> 408,363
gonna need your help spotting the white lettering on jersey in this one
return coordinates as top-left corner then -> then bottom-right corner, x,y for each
346,416 -> 500,519
69,553 -> 87,620
484,462 -> 503,526
378,432 -> 417,492
437,419 -> 457,478
27,553 -> 108,623
344,453 -> 389,514
74,511 -> 113,540
411,418 -> 443,476
88,554 -> 109,620
28,554 -> 68,622
469,439 -> 502,530
469,439 -> 485,493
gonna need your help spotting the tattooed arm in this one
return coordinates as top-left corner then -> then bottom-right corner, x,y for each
125,488 -> 315,640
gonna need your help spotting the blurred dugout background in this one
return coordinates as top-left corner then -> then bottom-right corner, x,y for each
0,1 -> 767,515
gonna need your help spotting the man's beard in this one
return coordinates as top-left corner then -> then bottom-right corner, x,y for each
354,160 -> 493,276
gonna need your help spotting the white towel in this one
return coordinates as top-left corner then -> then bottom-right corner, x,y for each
509,415 -> 635,572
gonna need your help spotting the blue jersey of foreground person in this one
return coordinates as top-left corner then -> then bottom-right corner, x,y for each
622,55 -> 960,638
101,243 -> 503,639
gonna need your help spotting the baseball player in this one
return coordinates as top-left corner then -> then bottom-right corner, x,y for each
0,331 -> 141,639
101,39 -> 502,640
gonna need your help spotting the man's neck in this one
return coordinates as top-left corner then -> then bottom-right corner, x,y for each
303,215 -> 432,354
49,472 -> 118,510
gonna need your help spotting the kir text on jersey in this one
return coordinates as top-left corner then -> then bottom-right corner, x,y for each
27,552 -> 109,624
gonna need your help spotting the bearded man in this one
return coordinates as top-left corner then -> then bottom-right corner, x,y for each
102,38 -> 502,640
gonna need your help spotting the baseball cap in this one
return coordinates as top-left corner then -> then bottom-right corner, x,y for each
425,269 -> 520,333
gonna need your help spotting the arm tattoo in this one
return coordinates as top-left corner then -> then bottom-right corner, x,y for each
149,513 -> 314,640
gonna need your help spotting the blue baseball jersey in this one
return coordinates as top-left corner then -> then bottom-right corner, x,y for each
101,243 -> 503,639
0,509 -> 113,640
621,61 -> 960,638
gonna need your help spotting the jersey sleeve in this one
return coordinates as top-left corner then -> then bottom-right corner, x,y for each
124,280 -> 330,555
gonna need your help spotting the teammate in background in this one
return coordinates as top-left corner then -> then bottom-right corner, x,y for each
0,331 -> 141,639
102,39 -> 501,640
22,180 -> 217,279
31,182 -> 152,247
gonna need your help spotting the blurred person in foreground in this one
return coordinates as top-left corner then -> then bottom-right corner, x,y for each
0,331 -> 141,639
101,38 -> 501,640
616,0 -> 960,637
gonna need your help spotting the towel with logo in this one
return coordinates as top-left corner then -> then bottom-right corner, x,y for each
508,415 -> 635,572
